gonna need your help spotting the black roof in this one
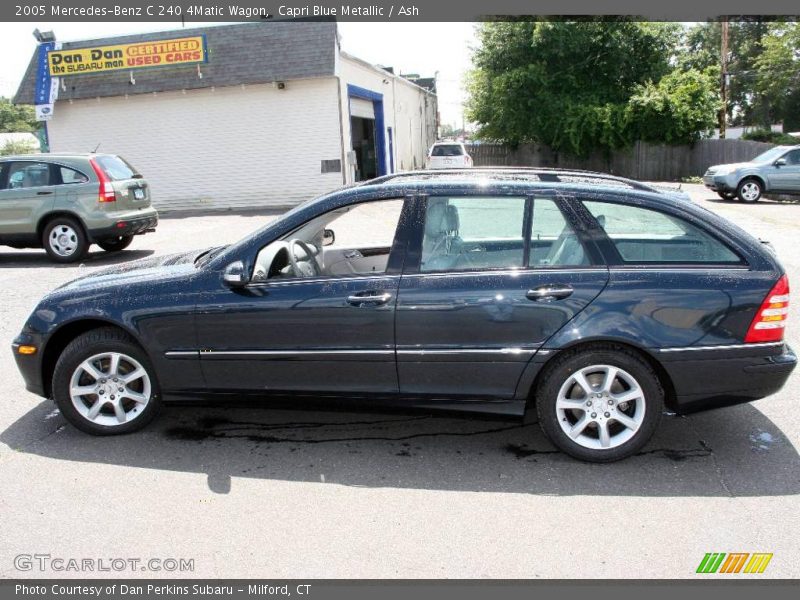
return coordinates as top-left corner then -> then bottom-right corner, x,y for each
14,21 -> 337,105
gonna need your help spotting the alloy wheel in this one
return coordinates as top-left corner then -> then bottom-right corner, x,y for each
740,182 -> 761,202
556,364 -> 646,450
69,352 -> 151,427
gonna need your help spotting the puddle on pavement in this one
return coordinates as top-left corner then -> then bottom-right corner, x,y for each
749,429 -> 775,452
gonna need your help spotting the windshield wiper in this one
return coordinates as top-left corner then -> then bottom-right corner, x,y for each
194,246 -> 226,268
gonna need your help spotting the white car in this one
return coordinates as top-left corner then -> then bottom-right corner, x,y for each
426,142 -> 473,169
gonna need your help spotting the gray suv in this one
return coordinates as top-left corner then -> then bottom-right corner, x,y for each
0,153 -> 158,262
703,144 -> 800,202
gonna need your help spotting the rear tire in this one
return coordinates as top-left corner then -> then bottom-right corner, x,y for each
98,235 -> 134,252
535,346 -> 663,462
42,217 -> 88,263
737,178 -> 763,203
52,327 -> 161,435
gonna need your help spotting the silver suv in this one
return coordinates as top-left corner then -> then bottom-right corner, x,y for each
0,153 -> 158,262
703,144 -> 800,202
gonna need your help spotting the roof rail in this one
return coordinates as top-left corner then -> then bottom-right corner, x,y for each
366,168 -> 661,193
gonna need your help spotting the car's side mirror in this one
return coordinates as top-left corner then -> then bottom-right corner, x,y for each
774,158 -> 787,167
323,228 -> 335,247
222,260 -> 249,287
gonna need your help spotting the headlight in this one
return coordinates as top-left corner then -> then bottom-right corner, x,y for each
714,166 -> 736,176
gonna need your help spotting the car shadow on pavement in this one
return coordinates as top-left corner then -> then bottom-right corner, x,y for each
2,399 -> 798,497
0,249 -> 154,268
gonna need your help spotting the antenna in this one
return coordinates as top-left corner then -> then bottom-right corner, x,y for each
91,142 -> 101,153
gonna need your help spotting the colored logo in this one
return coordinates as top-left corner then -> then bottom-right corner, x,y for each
696,552 -> 773,574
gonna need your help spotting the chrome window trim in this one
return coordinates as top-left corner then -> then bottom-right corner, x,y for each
246,273 -> 401,288
401,267 -> 608,280
609,266 -> 751,272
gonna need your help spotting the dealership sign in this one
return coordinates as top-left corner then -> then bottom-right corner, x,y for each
34,40 -> 60,121
47,35 -> 208,76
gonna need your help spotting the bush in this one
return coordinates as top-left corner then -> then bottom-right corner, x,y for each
0,139 -> 38,156
626,68 -> 720,145
741,129 -> 799,144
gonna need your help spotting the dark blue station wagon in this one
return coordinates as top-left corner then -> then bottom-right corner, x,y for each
12,169 -> 796,462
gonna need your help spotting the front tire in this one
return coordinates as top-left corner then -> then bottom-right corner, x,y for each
737,178 -> 763,203
52,327 -> 161,435
535,346 -> 663,462
42,217 -> 88,263
97,235 -> 134,252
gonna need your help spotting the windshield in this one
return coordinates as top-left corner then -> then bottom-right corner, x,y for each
751,146 -> 792,163
431,144 -> 464,157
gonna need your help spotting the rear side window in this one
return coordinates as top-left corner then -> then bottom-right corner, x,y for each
421,196 -> 525,271
57,166 -> 89,185
530,198 -> 588,267
431,144 -> 465,157
583,200 -> 740,264
3,162 -> 52,189
94,155 -> 138,180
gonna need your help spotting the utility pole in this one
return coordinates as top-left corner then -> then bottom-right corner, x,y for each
719,18 -> 729,139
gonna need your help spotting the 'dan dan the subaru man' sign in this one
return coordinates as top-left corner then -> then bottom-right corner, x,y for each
47,35 -> 208,76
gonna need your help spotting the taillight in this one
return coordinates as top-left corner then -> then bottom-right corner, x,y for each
89,158 -> 116,203
745,274 -> 790,343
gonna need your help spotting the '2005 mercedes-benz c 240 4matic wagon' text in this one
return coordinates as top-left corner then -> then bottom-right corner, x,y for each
12,169 -> 796,462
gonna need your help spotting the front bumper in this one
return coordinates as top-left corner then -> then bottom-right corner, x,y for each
659,342 -> 796,414
88,213 -> 158,242
703,173 -> 737,193
12,331 -> 47,397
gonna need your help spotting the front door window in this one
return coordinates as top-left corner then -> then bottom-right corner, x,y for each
252,198 -> 404,281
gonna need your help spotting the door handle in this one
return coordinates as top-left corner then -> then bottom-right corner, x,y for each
527,285 -> 574,301
347,292 -> 393,306
37,191 -> 53,195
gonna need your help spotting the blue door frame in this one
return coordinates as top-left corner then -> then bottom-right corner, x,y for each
387,127 -> 395,173
347,84 -> 388,176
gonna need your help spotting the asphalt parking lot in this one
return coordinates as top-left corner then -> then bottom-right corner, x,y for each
0,183 -> 799,579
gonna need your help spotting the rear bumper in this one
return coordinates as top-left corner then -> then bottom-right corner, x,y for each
657,342 -> 796,413
427,159 -> 472,169
88,212 -> 158,241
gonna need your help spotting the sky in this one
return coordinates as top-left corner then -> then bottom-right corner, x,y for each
0,21 -> 477,127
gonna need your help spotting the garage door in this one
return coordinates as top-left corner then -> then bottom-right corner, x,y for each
350,97 -> 375,119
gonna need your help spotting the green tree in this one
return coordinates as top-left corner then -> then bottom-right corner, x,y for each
677,20 -> 800,128
626,68 -> 720,144
466,19 -> 686,155
753,22 -> 800,128
0,97 -> 38,133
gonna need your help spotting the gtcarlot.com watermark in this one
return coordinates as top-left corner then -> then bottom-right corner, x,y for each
14,553 -> 194,573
